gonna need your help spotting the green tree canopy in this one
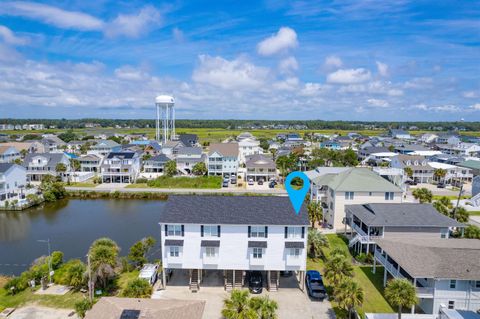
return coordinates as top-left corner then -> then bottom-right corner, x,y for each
128,236 -> 156,268
121,278 -> 152,298
412,188 -> 432,203
384,279 -> 418,319
165,160 -> 177,177
192,162 -> 207,176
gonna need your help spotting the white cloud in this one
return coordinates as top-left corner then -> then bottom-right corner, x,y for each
327,68 -> 371,84
300,82 -> 331,97
172,27 -> 185,42
0,1 -> 104,31
278,56 -> 298,74
463,91 -> 478,98
0,25 -> 29,45
387,88 -> 404,96
404,77 -> 433,89
367,98 -> 389,107
104,6 -> 162,38
192,55 -> 270,90
412,103 -> 428,110
272,77 -> 299,91
114,65 -> 149,81
324,55 -> 343,69
376,61 -> 389,77
0,2 -> 162,38
469,103 -> 480,110
257,27 -> 298,56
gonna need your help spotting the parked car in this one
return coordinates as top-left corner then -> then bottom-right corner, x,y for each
269,181 -> 275,188
258,179 -> 264,185
248,179 -> 254,186
305,270 -> 327,300
280,271 -> 293,277
406,180 -> 417,186
437,183 -> 446,188
139,264 -> 159,285
222,180 -> 229,187
247,271 -> 263,294
230,178 -> 237,184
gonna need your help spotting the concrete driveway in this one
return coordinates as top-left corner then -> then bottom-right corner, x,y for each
5,306 -> 78,319
155,270 -> 335,319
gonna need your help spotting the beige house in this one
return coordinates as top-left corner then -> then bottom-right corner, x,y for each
308,167 -> 403,230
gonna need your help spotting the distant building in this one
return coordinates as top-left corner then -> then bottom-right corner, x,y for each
23,153 -> 71,182
389,129 -> 411,140
0,145 -> 21,163
100,152 -> 141,183
391,154 -> 434,183
207,143 -> 239,178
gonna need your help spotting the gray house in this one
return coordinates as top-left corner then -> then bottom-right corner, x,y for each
23,153 -> 71,182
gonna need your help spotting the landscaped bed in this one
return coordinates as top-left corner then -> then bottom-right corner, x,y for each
127,176 -> 223,189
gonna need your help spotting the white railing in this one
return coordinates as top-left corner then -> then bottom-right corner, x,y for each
416,287 -> 434,298
286,254 -> 303,266
202,254 -> 219,265
374,250 -> 404,279
249,255 -> 266,266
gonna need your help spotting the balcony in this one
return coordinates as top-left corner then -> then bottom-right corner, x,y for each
285,254 -> 303,267
249,255 -> 265,266
166,255 -> 183,265
374,250 -> 404,279
415,287 -> 434,298
202,254 -> 219,265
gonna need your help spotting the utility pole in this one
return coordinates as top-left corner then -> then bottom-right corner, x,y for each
37,239 -> 52,285
452,183 -> 464,221
87,253 -> 93,302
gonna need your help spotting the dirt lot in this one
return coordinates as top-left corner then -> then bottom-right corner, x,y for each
4,306 -> 78,319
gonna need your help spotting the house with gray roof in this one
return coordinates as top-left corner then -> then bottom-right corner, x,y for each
373,238 -> 480,315
245,154 -> 277,182
100,151 -> 140,183
207,143 -> 239,178
0,145 -> 20,163
175,147 -> 205,175
345,203 -> 464,254
391,154 -> 434,183
23,153 -> 70,182
307,167 -> 403,230
143,154 -> 170,175
389,129 -> 411,140
88,140 -> 121,157
77,154 -> 102,172
0,163 -> 27,203
159,195 -> 309,292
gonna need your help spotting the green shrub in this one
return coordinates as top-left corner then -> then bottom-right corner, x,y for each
121,278 -> 152,298
4,275 -> 29,295
54,259 -> 86,289
74,299 -> 93,318
135,178 -> 148,184
355,252 -> 374,264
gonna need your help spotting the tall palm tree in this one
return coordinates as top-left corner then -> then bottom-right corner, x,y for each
433,169 -> 447,183
403,167 -> 413,179
384,279 -> 418,319
335,278 -> 364,319
412,188 -> 433,203
308,228 -> 329,259
222,289 -> 257,319
88,238 -> 120,289
250,295 -> 278,319
323,254 -> 353,285
307,200 -> 323,227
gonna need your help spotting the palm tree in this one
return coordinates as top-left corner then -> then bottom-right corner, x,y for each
434,169 -> 447,183
250,295 -> 278,319
307,200 -> 323,227
221,289 -> 257,319
308,228 -> 329,259
384,279 -> 418,319
323,254 -> 353,285
412,188 -> 432,203
88,238 -> 120,290
335,278 -> 364,319
403,167 -> 413,179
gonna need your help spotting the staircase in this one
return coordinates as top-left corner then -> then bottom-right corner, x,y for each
234,270 -> 243,289
189,269 -> 200,292
268,271 -> 279,292
225,270 -> 233,291
470,193 -> 480,207
348,234 -> 361,247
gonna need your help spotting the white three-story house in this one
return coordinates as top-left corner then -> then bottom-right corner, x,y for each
159,195 -> 309,292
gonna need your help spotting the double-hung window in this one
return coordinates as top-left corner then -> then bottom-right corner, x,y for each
253,248 -> 263,259
450,280 -> 456,289
287,227 -> 302,239
385,192 -> 394,200
250,226 -> 266,238
169,246 -> 179,257
345,192 -> 354,200
289,248 -> 301,258
167,225 -> 182,236
205,247 -> 216,258
203,225 -> 219,237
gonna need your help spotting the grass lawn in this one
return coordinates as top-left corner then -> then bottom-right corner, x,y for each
126,176 -> 222,189
307,234 -> 394,318
468,211 -> 480,216
432,195 -> 469,200
115,270 -> 140,296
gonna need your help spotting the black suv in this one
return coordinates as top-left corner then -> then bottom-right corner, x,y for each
247,271 -> 263,294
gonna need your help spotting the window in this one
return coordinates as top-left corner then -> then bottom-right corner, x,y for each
253,248 -> 263,259
169,246 -> 179,257
203,225 -> 219,237
475,281 -> 480,289
450,280 -> 456,289
289,248 -> 300,257
287,227 -> 302,239
250,226 -> 266,238
167,225 -> 182,236
385,192 -> 394,200
345,192 -> 354,200
448,301 -> 454,309
205,247 -> 216,257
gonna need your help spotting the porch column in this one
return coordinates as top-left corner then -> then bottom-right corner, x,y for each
383,254 -> 388,287
267,271 -> 271,291
366,227 -> 370,254
162,267 -> 167,289
372,256 -> 376,274
300,271 -> 305,291
232,269 -> 235,288
411,278 -> 417,314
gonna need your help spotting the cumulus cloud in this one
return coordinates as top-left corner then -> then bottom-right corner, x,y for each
376,61 -> 389,77
0,25 -> 29,45
367,98 -> 389,107
463,91 -> 478,98
114,65 -> 149,81
257,27 -> 298,56
278,56 -> 298,74
324,55 -> 343,69
404,77 -> 433,89
192,55 -> 270,90
470,103 -> 480,110
327,68 -> 371,84
104,6 -> 162,38
0,2 -> 162,38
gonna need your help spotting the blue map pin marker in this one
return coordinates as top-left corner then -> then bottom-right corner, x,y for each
285,171 -> 310,215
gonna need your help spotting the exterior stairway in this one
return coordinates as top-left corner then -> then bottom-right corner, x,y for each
234,270 -> 243,289
225,270 -> 233,291
189,269 -> 199,292
348,234 -> 361,247
268,271 -> 279,292
470,193 -> 480,207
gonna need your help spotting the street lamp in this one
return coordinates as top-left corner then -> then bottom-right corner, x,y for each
37,239 -> 53,285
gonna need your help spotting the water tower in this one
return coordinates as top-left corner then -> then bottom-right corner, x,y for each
155,95 -> 175,144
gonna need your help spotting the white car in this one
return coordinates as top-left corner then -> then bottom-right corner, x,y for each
248,179 -> 254,185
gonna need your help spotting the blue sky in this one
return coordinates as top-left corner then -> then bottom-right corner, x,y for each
0,0 -> 479,120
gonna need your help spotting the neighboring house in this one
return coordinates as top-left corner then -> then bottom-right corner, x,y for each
207,143 -> 239,178
88,140 -> 121,157
307,167 -> 403,230
100,152 -> 141,183
428,162 -> 472,182
159,196 -> 309,292
458,160 -> 480,176
245,154 -> 277,182
237,132 -> 255,141
373,238 -> 480,315
389,129 -> 411,139
178,134 -> 199,147
436,143 -> 480,157
238,138 -> 263,164
358,147 -> 390,162
85,297 -> 205,319
437,134 -> 461,145
0,142 -> 36,154
419,133 -> 438,144
0,163 -> 27,202
161,140 -> 185,156
143,141 -> 162,156
0,145 -> 21,163
23,153 -> 71,182
143,154 -> 170,174
394,144 -> 431,155
391,154 -> 434,183
320,140 -> 344,150
66,140 -> 87,153
175,147 -> 205,175
345,203 -> 464,254
77,154 -> 102,172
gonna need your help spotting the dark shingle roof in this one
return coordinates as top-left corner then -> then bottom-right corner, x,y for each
106,152 -> 135,159
346,203 -> 464,228
160,195 -> 309,225
285,242 -> 305,248
0,163 -> 14,173
164,239 -> 184,246
248,241 -> 268,248
201,240 -> 220,247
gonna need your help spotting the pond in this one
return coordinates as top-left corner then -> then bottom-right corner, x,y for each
0,199 -> 166,275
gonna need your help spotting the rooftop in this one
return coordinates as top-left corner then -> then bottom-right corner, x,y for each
160,195 -> 309,225
208,142 -> 239,157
